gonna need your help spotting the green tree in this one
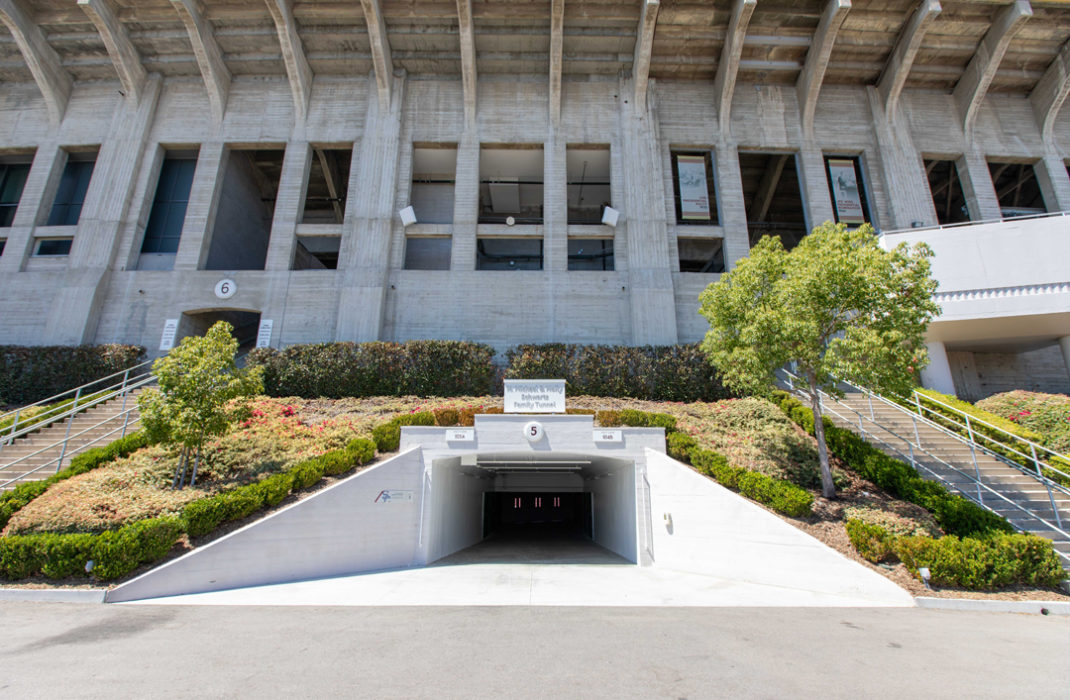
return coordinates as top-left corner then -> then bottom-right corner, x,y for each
699,222 -> 940,499
138,321 -> 264,488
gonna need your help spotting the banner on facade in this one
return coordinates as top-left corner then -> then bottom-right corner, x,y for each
676,155 -> 712,221
827,158 -> 866,225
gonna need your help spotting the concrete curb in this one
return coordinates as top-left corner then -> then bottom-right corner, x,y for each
0,588 -> 106,604
916,596 -> 1070,615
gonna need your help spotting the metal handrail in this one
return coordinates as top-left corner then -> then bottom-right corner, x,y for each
880,209 -> 1070,237
779,370 -> 1070,566
0,357 -> 153,423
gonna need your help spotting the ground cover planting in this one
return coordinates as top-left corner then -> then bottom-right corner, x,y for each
976,390 -> 1070,455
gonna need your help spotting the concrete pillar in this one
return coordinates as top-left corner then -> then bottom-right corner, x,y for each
449,132 -> 479,271
868,88 -> 937,230
920,340 -> 957,396
713,141 -> 751,268
1059,336 -> 1070,380
1034,152 -> 1070,213
544,128 -> 567,272
264,140 -> 311,271
335,72 -> 406,342
173,141 -> 227,271
0,140 -> 62,274
796,143 -> 835,230
956,150 -> 1002,222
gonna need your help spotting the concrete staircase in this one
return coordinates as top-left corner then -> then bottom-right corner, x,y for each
0,389 -> 145,491
826,389 -> 1070,563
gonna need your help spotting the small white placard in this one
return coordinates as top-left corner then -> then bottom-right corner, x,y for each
594,429 -> 623,443
214,279 -> 237,299
504,379 -> 566,414
256,319 -> 274,348
447,428 -> 475,442
159,319 -> 179,351
524,421 -> 545,443
374,490 -> 414,504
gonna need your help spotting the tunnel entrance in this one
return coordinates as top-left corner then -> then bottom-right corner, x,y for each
483,492 -> 592,538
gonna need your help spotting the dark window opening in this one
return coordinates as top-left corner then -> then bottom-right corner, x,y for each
479,146 -> 544,225
0,238 -> 7,256
671,150 -> 718,225
412,145 -> 457,225
0,162 -> 31,228
404,237 -> 451,270
824,155 -> 871,226
178,310 -> 261,352
567,238 -> 614,271
205,148 -> 284,271
924,159 -> 969,225
34,238 -> 72,257
477,238 -> 543,271
678,237 -> 724,273
988,160 -> 1047,218
48,153 -> 97,226
292,236 -> 339,270
141,155 -> 198,254
567,146 -> 611,225
302,147 -> 351,224
739,151 -> 806,250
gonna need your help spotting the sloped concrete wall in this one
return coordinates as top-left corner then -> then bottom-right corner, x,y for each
106,447 -> 425,603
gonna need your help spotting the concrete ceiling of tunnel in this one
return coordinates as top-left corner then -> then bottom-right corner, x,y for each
2,0 -> 1070,96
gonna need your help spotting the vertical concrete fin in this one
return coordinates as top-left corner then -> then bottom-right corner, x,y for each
170,0 -> 231,123
265,0 -> 313,124
1030,40 -> 1070,145
0,0 -> 72,125
876,0 -> 941,116
361,0 -> 394,111
456,0 -> 477,127
632,0 -> 660,114
549,0 -> 565,125
953,0 -> 1032,139
713,0 -> 756,142
796,0 -> 851,138
78,0 -> 147,104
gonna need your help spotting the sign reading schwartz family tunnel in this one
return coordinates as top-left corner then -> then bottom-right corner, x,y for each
503,379 -> 566,413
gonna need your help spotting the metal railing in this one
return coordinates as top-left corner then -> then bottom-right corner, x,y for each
880,208 -> 1070,237
779,369 -> 1070,566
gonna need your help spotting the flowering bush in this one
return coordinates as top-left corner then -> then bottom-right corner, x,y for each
977,390 -> 1070,454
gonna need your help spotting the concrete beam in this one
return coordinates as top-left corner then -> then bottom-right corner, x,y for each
360,0 -> 393,110
457,0 -> 477,126
953,0 -> 1032,138
549,0 -> 564,124
1030,40 -> 1070,144
265,0 -> 313,124
713,0 -> 756,141
632,0 -> 660,113
170,0 -> 230,122
78,0 -> 147,103
0,0 -> 72,125
876,0 -> 941,115
796,0 -> 851,137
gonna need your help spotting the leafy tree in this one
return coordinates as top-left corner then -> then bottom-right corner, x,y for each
699,222 -> 940,499
138,321 -> 264,488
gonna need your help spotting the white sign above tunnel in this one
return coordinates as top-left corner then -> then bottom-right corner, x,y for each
504,379 -> 566,413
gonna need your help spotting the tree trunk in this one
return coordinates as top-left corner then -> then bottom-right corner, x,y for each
172,447 -> 188,490
809,381 -> 837,499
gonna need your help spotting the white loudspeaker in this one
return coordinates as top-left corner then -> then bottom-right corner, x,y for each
601,206 -> 620,227
399,206 -> 417,227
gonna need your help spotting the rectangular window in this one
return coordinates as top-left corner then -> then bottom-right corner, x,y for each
824,155 -> 871,225
738,151 -> 806,250
567,239 -> 614,271
34,238 -> 73,256
477,238 -> 543,271
678,237 -> 724,273
302,147 -> 351,224
671,150 -> 718,225
567,145 -> 611,225
47,153 -> 97,226
479,145 -> 544,225
205,148 -> 283,271
924,158 -> 969,225
0,238 -> 6,256
412,145 -> 457,225
0,162 -> 31,228
141,156 -> 198,254
988,160 -> 1048,218
404,237 -> 451,270
293,236 -> 340,270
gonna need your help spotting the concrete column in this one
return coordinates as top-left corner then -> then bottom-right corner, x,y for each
1034,152 -> 1070,213
449,132 -> 479,271
796,143 -> 835,230
0,140 -> 62,273
264,140 -> 311,271
1059,336 -> 1070,380
956,150 -> 1002,222
335,72 -> 405,342
868,88 -> 937,230
920,340 -> 957,396
173,141 -> 227,271
714,141 -> 751,267
544,128 -> 567,272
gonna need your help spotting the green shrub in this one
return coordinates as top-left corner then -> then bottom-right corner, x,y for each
505,343 -> 730,402
433,407 -> 459,426
977,390 -> 1070,453
247,341 -> 498,398
686,446 -> 813,517
895,533 -> 1065,590
0,344 -> 145,406
372,412 -> 435,452
252,472 -> 294,507
845,519 -> 897,563
91,516 -> 183,581
288,459 -> 325,490
666,432 -> 698,462
39,534 -> 97,579
776,392 -> 1012,537
0,536 -> 44,579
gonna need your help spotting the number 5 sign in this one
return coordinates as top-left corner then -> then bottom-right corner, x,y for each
524,421 -> 545,443
214,279 -> 237,299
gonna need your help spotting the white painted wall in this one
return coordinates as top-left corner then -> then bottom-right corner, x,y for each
426,457 -> 486,564
587,457 -> 638,564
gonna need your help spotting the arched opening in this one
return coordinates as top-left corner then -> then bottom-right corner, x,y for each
177,308 -> 261,352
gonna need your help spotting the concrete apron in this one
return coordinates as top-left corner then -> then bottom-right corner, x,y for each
108,416 -> 913,607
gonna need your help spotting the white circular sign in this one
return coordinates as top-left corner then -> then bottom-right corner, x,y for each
524,421 -> 545,443
214,279 -> 237,300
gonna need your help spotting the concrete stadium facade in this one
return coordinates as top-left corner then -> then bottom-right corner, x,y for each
1,0 -> 1070,399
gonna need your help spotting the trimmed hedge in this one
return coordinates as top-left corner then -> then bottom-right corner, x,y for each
372,412 -> 435,452
0,344 -> 145,406
846,519 -> 1065,590
505,344 -> 730,402
775,391 -> 1012,538
247,341 -> 498,398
